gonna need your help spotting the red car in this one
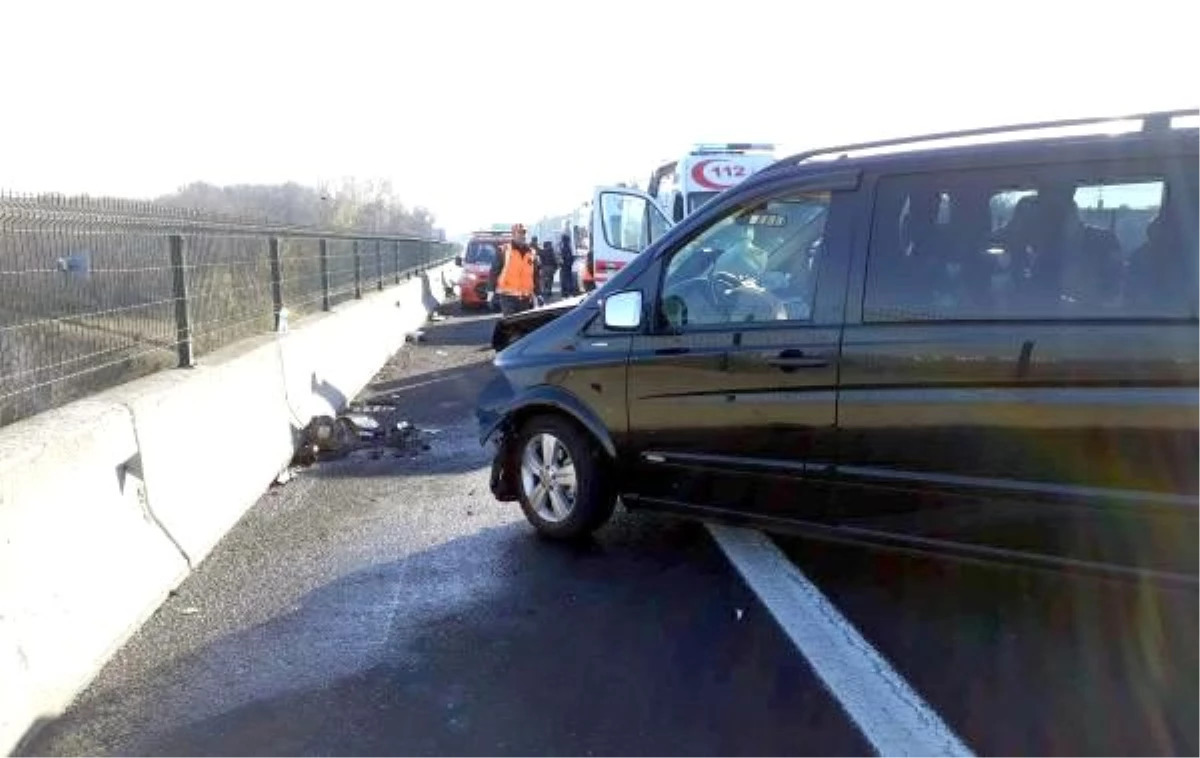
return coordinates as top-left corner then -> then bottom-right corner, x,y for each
456,231 -> 510,309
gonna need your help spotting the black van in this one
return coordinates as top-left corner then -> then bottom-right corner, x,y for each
476,110 -> 1199,583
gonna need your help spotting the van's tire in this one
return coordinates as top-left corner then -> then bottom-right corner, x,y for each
514,415 -> 616,540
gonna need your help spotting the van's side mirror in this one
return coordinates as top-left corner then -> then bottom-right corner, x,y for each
603,290 -> 642,330
454,255 -> 463,267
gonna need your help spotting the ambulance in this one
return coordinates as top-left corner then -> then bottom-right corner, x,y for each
525,145 -> 776,291
582,144 -> 777,288
580,188 -> 672,287
647,143 -> 777,222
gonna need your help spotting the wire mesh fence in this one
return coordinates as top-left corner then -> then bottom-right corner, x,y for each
326,238 -> 359,309
187,233 -> 275,356
0,193 -> 454,428
279,237 -> 325,317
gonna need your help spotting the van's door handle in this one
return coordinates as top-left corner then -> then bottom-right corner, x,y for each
767,349 -> 829,370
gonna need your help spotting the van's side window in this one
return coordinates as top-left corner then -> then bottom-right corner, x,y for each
660,193 -> 829,328
864,162 -> 1198,321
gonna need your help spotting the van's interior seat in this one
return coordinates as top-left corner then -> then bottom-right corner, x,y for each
1125,196 -> 1199,315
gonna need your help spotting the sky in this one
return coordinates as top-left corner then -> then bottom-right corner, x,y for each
1,0 -> 1193,238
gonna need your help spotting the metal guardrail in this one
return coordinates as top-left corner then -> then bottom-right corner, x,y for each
0,193 -> 454,427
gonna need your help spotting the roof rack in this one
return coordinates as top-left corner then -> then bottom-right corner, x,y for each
691,142 -> 776,155
762,109 -> 1199,175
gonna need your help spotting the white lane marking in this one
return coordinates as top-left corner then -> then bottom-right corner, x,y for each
707,524 -> 974,758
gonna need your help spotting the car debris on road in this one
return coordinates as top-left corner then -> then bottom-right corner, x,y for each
288,401 -> 439,470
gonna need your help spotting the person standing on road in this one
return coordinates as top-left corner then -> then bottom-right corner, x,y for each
538,239 -> 559,301
529,235 -> 542,305
490,223 -> 537,315
558,228 -> 576,296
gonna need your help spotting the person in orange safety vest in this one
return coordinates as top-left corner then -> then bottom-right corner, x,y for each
489,223 -> 538,315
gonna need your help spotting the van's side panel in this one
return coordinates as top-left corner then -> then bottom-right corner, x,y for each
830,148 -> 1199,578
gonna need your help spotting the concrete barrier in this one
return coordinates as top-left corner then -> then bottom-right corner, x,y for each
123,263 -> 456,567
0,400 -> 190,754
279,273 -> 433,420
278,263 -> 452,420
108,336 -> 297,567
0,261 -> 459,754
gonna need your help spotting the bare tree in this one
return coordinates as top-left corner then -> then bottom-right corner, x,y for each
157,179 -> 437,236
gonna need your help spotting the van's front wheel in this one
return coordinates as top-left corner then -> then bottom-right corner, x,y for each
515,415 -> 615,539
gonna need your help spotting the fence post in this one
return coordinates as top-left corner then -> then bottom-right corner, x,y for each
319,238 -> 331,311
168,234 -> 194,368
375,240 -> 384,291
393,241 -> 400,285
267,237 -> 283,328
353,240 -> 362,299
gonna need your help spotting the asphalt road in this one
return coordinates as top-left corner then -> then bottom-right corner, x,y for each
777,538 -> 1197,756
21,307 -> 867,757
21,304 -> 1197,756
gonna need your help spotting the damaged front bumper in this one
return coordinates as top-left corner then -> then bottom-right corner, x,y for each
476,373 -> 520,502
487,431 -> 519,502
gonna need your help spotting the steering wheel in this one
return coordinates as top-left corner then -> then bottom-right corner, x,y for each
661,265 -> 789,328
708,269 -> 787,322
710,269 -> 745,300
